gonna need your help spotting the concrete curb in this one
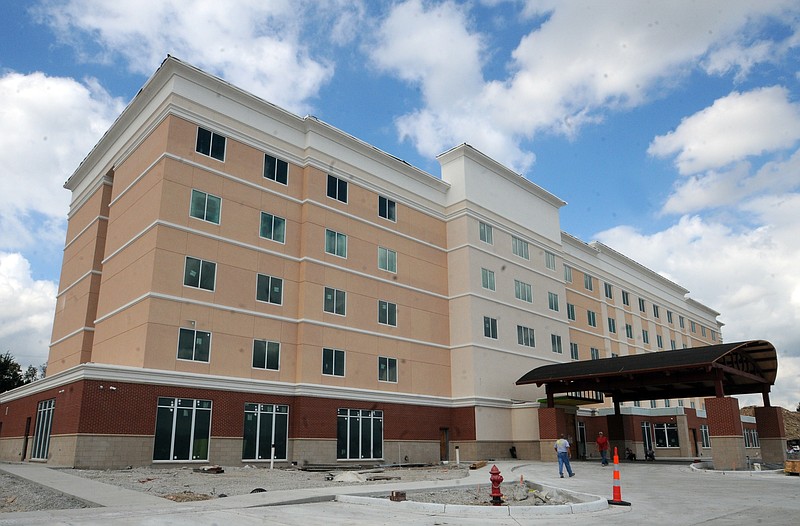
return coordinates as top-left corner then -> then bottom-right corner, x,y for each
336,484 -> 608,518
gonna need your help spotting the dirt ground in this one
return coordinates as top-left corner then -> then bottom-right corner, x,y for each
1,464 -> 470,512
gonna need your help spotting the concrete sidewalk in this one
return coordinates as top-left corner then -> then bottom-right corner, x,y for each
2,460 -> 799,525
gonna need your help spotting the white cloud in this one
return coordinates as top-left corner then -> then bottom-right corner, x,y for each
649,87 -> 800,175
0,253 -> 57,368
368,0 -> 799,173
596,199 -> 800,409
35,0 -> 366,114
0,71 -> 123,249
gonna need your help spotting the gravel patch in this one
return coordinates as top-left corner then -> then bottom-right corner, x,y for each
404,481 -> 575,506
0,464 -> 469,513
0,470 -> 96,513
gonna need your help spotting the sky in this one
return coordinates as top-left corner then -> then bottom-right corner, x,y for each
0,0 -> 798,409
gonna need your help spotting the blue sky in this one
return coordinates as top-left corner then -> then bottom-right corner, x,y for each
1,0 -> 799,408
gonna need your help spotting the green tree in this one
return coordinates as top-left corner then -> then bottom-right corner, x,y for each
0,352 -> 25,393
23,364 -> 39,383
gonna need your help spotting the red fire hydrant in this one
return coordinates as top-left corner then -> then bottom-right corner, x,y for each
489,464 -> 504,505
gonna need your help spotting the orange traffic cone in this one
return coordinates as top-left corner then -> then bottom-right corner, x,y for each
608,446 -> 631,506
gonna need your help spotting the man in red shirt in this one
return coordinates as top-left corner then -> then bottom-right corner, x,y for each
596,431 -> 609,466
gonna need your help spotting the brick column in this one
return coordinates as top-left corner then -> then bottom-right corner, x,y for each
704,397 -> 746,470
754,406 -> 786,464
538,407 -> 566,461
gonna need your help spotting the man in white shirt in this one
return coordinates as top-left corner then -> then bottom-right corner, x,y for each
554,434 -> 575,478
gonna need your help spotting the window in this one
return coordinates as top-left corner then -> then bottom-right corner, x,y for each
569,342 -> 579,360
587,310 -> 597,327
744,428 -> 760,448
252,339 -> 280,370
638,298 -> 646,312
690,401 -> 696,409
378,300 -> 397,326
481,268 -> 496,291
625,323 -> 633,339
184,256 -> 216,291
31,399 -> 55,460
664,399 -> 671,407
178,328 -> 211,362
634,400 -> 641,407
378,247 -> 397,273
378,357 -> 398,382
195,127 -> 225,161
654,422 -> 679,448
337,408 -> 383,460
567,303 -> 576,321
260,212 -> 286,243
590,347 -> 600,360
670,339 -> 676,350
327,174 -> 348,203
642,329 -> 650,344
650,400 -> 657,408
322,348 -> 345,376
653,305 -> 660,318
511,236 -> 530,259
517,325 -> 535,347
256,274 -> 283,305
584,273 -> 594,291
324,287 -> 346,316
611,352 -> 619,358
564,265 -> 573,283
325,229 -> 347,258
608,317 -> 617,333
551,334 -> 563,354
264,154 -> 288,184
153,397 -> 212,461
657,334 -> 663,348
691,320 -> 696,333
378,196 -> 396,221
711,330 -> 717,341
677,399 -> 684,407
604,282 -> 613,299
545,251 -> 557,270
242,403 -> 288,461
679,316 -> 685,329
190,189 -> 221,224
479,222 -> 493,244
548,292 -> 559,311
667,310 -> 673,323
515,280 -> 532,302
700,425 -> 710,448
483,316 -> 498,339
701,326 -> 707,337
622,290 -> 630,306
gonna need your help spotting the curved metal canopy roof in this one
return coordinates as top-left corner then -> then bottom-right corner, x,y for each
516,340 -> 778,404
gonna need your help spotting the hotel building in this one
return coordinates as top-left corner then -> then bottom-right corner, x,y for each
0,57 -> 725,468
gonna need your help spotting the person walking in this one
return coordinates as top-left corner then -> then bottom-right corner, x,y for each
596,431 -> 609,466
554,434 -> 575,478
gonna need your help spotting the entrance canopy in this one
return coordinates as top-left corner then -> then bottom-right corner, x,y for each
516,340 -> 778,406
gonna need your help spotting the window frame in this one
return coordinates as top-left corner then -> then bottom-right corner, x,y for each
153,397 -> 212,462
483,316 -> 498,339
322,347 -> 346,377
514,279 -> 533,303
323,287 -> 346,316
177,327 -> 211,362
569,342 -> 579,360
183,256 -> 216,291
548,291 -> 559,312
584,273 -> 594,291
264,153 -> 288,185
608,317 -> 617,333
545,251 -> 557,271
517,325 -> 535,348
587,310 -> 597,327
326,174 -> 348,203
256,273 -> 284,305
479,222 -> 494,244
604,282 -> 613,299
378,300 -> 397,327
590,347 -> 600,360
564,265 -> 573,283
551,334 -> 563,354
252,339 -> 280,370
260,212 -> 286,243
324,229 -> 348,258
337,408 -> 383,460
242,403 -> 289,461
481,268 -> 496,291
195,126 -> 226,162
190,189 -> 221,224
378,356 -> 398,383
567,303 -> 576,321
512,236 -> 530,259
378,196 -> 396,222
378,246 -> 397,273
